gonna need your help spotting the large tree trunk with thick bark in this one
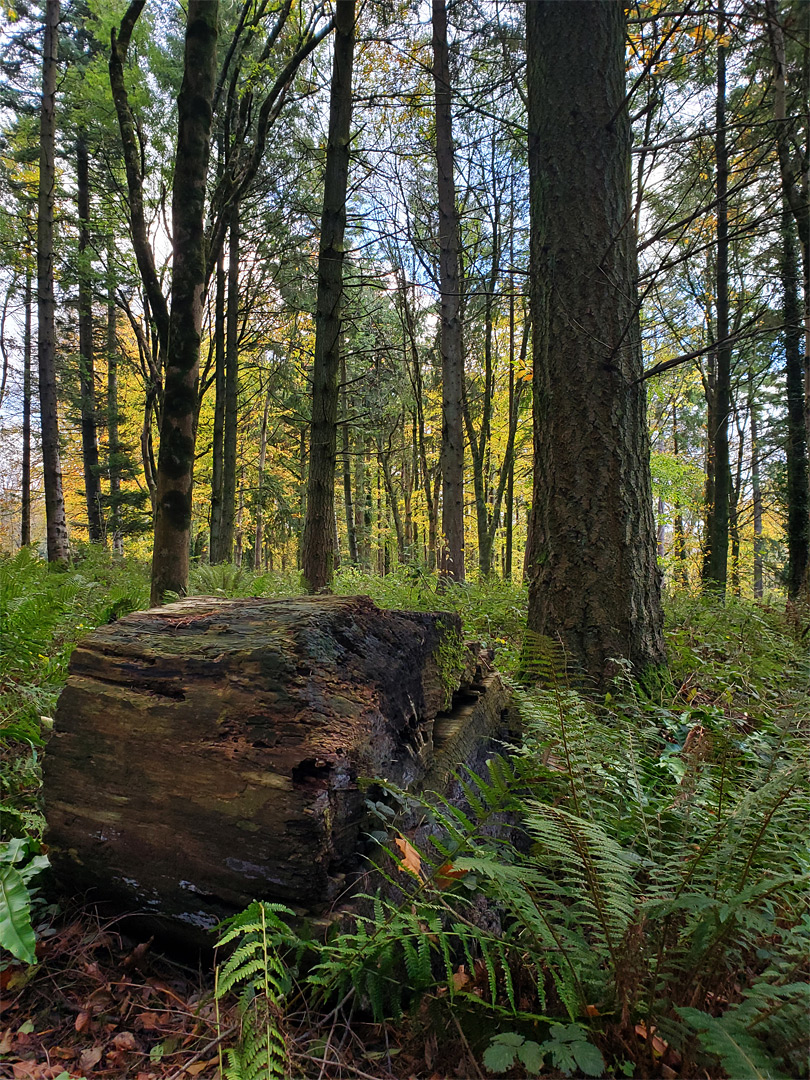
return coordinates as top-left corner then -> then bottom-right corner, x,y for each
302,1 -> 355,592
44,595 -> 507,945
150,2 -> 218,605
38,0 -> 70,564
525,0 -> 664,684
433,0 -> 465,584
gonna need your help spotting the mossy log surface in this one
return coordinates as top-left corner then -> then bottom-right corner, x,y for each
44,595 -> 507,942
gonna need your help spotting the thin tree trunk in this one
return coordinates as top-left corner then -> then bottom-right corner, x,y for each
254,381 -> 271,571
77,132 -> 104,543
783,205 -> 810,598
107,240 -> 123,556
378,437 -> 405,561
220,202 -> 240,561
729,400 -> 744,595
302,0 -> 355,592
433,0 -> 465,583
704,0 -> 731,592
354,436 -> 366,568
748,370 -> 763,599
150,1 -> 218,605
341,355 -> 358,563
504,255 -> 515,581
673,406 -> 688,587
210,248 -> 226,562
398,267 -> 437,569
21,261 -> 32,548
38,0 -> 69,564
234,467 -> 244,567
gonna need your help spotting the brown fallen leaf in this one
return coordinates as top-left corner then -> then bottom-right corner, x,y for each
134,1011 -> 161,1031
74,1010 -> 91,1033
12,1062 -> 48,1080
112,1030 -> 137,1051
78,1045 -> 104,1073
0,1028 -> 13,1054
585,1003 -> 601,1017
394,836 -> 422,878
451,965 -> 471,991
185,1060 -> 219,1076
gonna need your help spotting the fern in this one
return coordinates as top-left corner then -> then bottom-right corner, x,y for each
677,1006 -> 789,1080
215,902 -> 295,1080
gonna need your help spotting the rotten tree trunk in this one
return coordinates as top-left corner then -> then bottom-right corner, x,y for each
44,595 -> 505,943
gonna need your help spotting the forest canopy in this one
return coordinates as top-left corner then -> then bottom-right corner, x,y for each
0,0 -> 805,625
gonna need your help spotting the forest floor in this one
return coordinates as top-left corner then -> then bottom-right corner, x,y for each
1,550 -> 808,1080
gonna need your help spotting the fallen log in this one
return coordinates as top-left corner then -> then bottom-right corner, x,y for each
44,595 -> 510,944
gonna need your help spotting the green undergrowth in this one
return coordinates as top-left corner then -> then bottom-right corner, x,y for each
1,550 -> 808,1078
210,591 -> 808,1080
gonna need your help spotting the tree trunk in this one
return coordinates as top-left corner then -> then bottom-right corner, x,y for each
234,466 -> 244,568
38,0 -> 69,564
220,202 -> 240,562
341,354 -> 358,563
766,0 -> 810,446
672,407 -> 688,588
209,249 -> 226,562
150,2 -> 218,605
704,1 -> 731,592
354,435 -> 367,568
433,0 -> 465,584
504,267 -> 516,581
783,205 -> 810,599
77,132 -> 104,544
302,0 -> 355,593
254,383 -> 271,571
21,260 -> 32,548
107,241 -> 123,556
748,371 -> 763,599
525,0 -> 664,683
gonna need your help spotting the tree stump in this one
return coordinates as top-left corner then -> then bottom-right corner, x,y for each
44,595 -> 509,944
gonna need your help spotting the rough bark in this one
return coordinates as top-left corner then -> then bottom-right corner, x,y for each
220,203 -> 240,562
748,371 -> 763,599
77,133 -> 104,544
209,250 -> 226,562
525,0 -> 665,683
107,242 -> 123,556
766,0 -> 810,445
341,355 -> 359,564
44,595 -> 503,943
109,1 -> 170,359
254,384 -> 271,570
433,0 -> 465,583
150,2 -> 218,605
302,0 -> 355,592
37,0 -> 69,564
704,1 -> 731,592
783,206 -> 810,598
21,262 -> 32,548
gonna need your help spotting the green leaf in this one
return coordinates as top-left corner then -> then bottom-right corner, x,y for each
517,1039 -> 545,1074
677,1007 -> 786,1080
483,1039 -> 518,1074
0,862 -> 36,964
572,1039 -> 605,1077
